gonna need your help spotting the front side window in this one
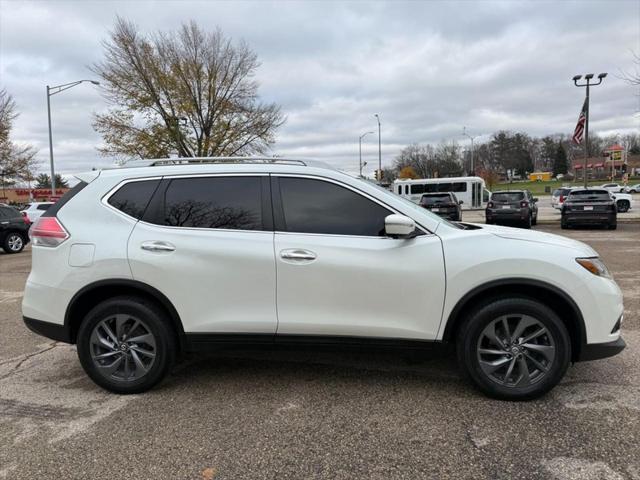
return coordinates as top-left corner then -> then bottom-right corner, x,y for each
278,177 -> 392,236
163,176 -> 263,230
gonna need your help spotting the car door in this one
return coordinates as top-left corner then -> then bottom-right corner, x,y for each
272,175 -> 446,341
126,174 -> 277,335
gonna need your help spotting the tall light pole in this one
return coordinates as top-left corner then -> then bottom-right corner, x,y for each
47,79 -> 100,192
359,131 -> 374,178
374,114 -> 381,181
462,126 -> 478,175
573,73 -> 607,188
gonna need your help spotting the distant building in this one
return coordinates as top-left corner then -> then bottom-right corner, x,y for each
0,187 -> 69,204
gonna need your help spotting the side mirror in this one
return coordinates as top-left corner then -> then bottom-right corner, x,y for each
385,214 -> 416,238
532,197 -> 538,202
458,200 -> 464,205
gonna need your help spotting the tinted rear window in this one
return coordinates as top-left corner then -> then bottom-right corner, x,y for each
491,192 -> 524,202
108,180 -> 160,219
163,176 -> 263,230
568,190 -> 611,201
420,194 -> 451,205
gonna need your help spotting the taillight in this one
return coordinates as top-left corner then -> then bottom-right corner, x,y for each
21,212 -> 30,224
559,195 -> 565,203
487,201 -> 494,208
520,201 -> 529,208
30,217 -> 69,247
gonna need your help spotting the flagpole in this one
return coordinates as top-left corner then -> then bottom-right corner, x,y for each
573,73 -> 607,189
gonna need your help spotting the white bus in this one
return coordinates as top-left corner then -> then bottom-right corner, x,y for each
392,176 -> 490,210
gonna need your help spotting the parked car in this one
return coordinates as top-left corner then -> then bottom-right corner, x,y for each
600,183 -> 627,194
21,202 -> 54,224
561,189 -> 617,230
22,158 -> 625,400
551,187 -> 572,210
627,184 -> 640,193
0,204 -> 30,253
610,192 -> 633,213
419,192 -> 462,221
485,190 -> 538,228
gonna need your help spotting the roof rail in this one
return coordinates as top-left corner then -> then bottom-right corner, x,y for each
114,157 -> 308,168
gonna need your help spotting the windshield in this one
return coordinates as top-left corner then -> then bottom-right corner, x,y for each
567,190 -> 611,201
420,194 -> 451,205
491,192 -> 524,202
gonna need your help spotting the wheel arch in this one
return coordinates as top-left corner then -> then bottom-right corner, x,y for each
441,278 -> 586,362
65,279 -> 186,351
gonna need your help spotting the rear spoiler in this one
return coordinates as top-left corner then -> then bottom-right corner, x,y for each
74,170 -> 101,184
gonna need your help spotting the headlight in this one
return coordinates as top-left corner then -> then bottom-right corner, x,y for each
576,257 -> 611,278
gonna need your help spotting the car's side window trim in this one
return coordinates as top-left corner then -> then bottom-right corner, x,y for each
271,174 -> 429,238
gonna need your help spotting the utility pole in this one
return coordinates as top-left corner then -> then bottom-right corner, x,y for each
374,114 -> 381,181
462,127 -> 478,175
359,131 -> 374,178
573,73 -> 607,188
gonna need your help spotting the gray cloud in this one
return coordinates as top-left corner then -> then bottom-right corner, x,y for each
1,0 -> 638,178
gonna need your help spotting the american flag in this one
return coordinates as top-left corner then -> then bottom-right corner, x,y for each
572,98 -> 587,144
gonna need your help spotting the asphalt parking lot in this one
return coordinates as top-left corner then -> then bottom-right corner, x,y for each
1,223 -> 638,480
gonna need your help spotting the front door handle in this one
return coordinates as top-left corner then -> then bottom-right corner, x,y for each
141,241 -> 175,252
280,249 -> 317,261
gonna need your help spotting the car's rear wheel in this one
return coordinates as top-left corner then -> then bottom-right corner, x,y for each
457,297 -> 571,400
560,217 -> 568,229
522,214 -> 532,229
2,232 -> 25,253
77,296 -> 176,394
608,223 -> 617,230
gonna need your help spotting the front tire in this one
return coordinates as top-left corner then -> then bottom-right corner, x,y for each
3,232 -> 25,253
456,297 -> 571,400
617,201 -> 629,213
77,296 -> 176,394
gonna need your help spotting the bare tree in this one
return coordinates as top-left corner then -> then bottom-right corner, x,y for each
0,88 -> 38,186
92,18 -> 285,160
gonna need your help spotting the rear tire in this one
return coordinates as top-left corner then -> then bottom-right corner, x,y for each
522,214 -> 532,229
456,297 -> 571,400
617,201 -> 629,213
2,232 -> 25,253
77,296 -> 176,394
560,217 -> 568,229
608,223 -> 617,230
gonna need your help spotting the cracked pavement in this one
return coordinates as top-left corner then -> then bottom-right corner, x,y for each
0,223 -> 638,479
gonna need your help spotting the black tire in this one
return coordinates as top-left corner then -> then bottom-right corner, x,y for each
522,214 -> 532,229
77,296 -> 176,394
560,217 -> 568,229
2,232 -> 26,254
617,201 -> 629,213
456,297 -> 571,400
608,223 -> 617,230
532,212 -> 537,226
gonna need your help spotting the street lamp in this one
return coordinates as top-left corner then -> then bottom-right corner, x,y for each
359,131 -> 374,178
47,79 -> 100,192
374,114 -> 381,181
462,126 -> 478,175
572,72 -> 607,188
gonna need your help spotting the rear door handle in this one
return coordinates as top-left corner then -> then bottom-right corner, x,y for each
141,241 -> 175,252
280,249 -> 317,261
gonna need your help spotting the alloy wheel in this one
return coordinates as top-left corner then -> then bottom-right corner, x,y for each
89,314 -> 157,382
476,314 -> 555,387
7,234 -> 23,252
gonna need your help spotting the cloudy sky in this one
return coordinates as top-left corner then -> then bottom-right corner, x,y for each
1,0 -> 639,178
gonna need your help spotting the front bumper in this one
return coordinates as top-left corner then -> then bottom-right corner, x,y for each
578,337 -> 626,361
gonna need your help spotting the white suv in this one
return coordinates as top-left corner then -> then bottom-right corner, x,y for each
22,158 -> 625,400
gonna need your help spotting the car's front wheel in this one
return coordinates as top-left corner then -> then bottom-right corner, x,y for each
77,296 -> 176,394
457,297 -> 571,400
617,201 -> 629,213
2,232 -> 25,253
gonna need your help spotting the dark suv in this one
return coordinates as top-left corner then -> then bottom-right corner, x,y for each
0,205 -> 30,253
561,189 -> 617,230
486,190 -> 538,228
419,193 -> 462,221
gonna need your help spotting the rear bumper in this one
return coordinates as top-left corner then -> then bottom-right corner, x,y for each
486,208 -> 529,221
23,316 -> 72,343
578,337 -> 626,361
563,213 -> 615,225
